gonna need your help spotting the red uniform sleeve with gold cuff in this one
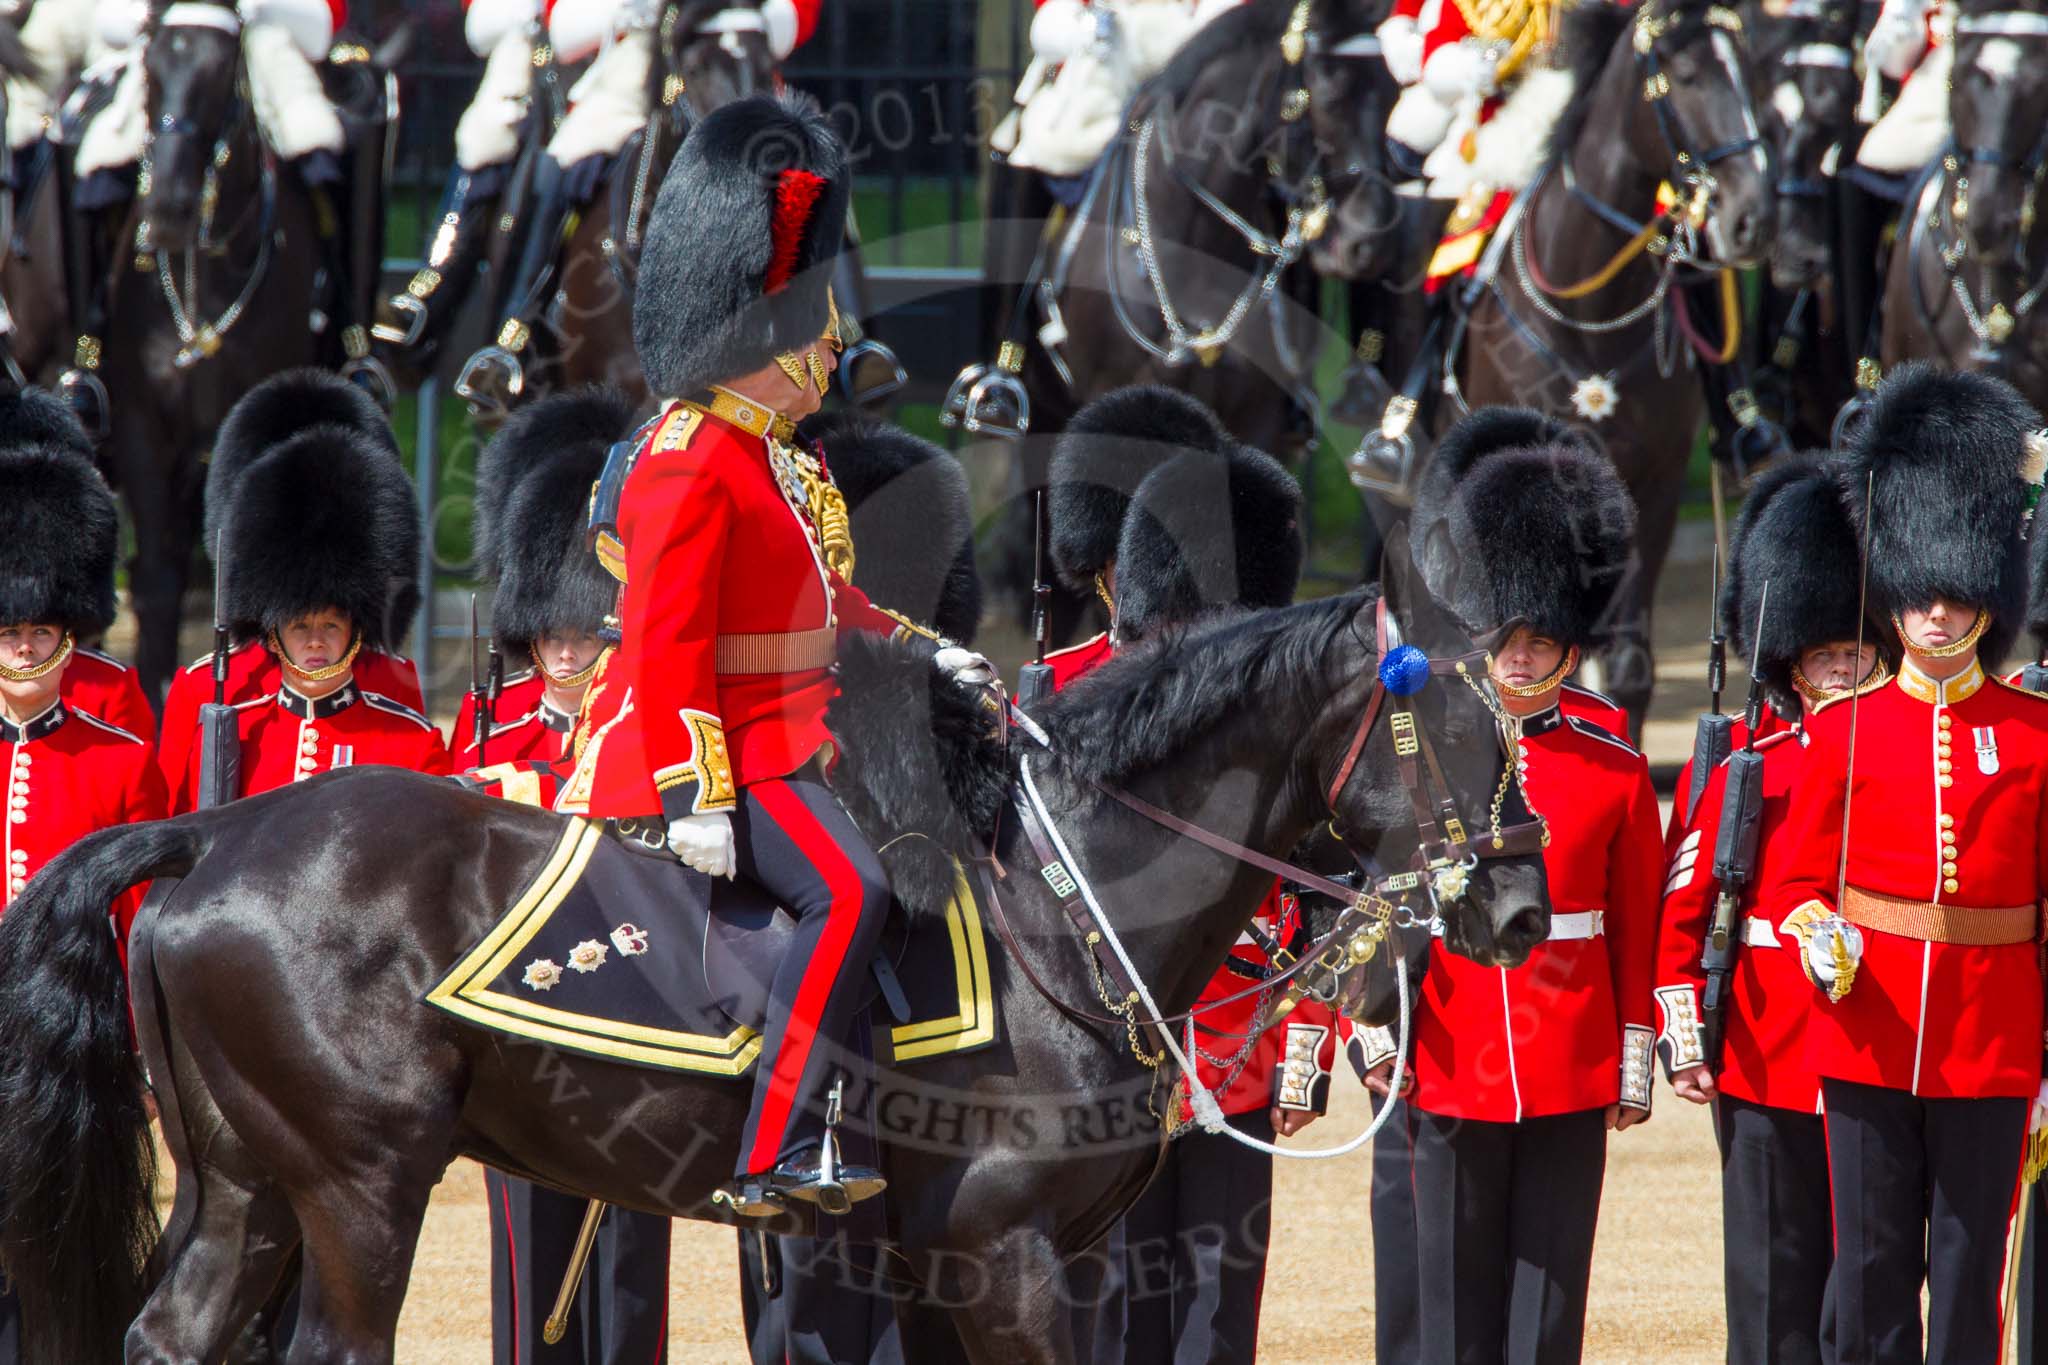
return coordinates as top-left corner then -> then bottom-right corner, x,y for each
1655,760 -> 1725,1076
1607,754 -> 1666,1111
615,410 -> 738,822
831,571 -> 943,644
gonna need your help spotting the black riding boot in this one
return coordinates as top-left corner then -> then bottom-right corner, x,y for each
53,148 -> 119,441
1683,276 -> 1788,486
299,135 -> 396,411
370,163 -> 509,375
456,154 -> 577,419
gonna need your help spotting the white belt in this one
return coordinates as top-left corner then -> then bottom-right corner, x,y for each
1548,910 -> 1605,941
1743,915 -> 1781,948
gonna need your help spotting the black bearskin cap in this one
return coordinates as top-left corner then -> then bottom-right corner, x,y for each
475,389 -> 633,654
1049,386 -> 1228,592
1114,443 -> 1303,641
1413,408 -> 1634,648
0,425 -> 118,634
0,387 -> 92,460
1842,362 -> 2040,671
1723,455 -> 1879,714
633,91 -> 851,399
206,368 -> 399,553
213,373 -> 419,648
805,411 -> 983,644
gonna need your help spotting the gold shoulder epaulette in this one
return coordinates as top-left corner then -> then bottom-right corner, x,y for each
1044,632 -> 1109,661
651,405 -> 703,456
1991,674 -> 2048,701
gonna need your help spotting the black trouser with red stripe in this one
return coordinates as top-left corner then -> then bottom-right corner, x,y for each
1716,1096 -> 1830,1365
730,768 -> 892,1177
1408,1104 -> 1608,1365
1370,1098 -> 1423,1365
1819,1078 -> 2029,1365
485,1169 -> 671,1364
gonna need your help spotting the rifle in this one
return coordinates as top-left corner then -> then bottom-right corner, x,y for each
1699,581 -> 1769,1070
1683,544 -> 1732,827
195,530 -> 241,809
468,594 -> 490,769
1014,485 -> 1055,710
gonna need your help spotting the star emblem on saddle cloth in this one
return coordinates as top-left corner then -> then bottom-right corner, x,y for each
521,958 -> 562,992
1571,373 -> 1620,424
568,939 -> 609,973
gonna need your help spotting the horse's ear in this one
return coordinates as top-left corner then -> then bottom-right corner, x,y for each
1380,521 -> 1462,650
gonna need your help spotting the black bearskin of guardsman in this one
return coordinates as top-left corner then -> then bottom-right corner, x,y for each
802,410 -> 982,643
0,403 -> 118,637
1049,385 -> 1230,598
1722,455 -> 1889,715
1413,406 -> 1636,655
1113,441 -> 1304,640
209,369 -> 422,648
1841,360 -> 2040,670
474,388 -> 631,660
632,90 -> 850,399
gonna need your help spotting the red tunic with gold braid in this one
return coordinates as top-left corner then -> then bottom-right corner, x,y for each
60,646 -> 157,742
1654,727 -> 1822,1113
2,701 -> 167,944
155,639 -> 423,794
171,680 -> 452,813
1409,704 -> 1665,1122
561,398 -> 922,821
1770,659 -> 2048,1100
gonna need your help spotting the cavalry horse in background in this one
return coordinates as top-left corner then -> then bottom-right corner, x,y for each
1743,0 -> 1865,449
978,0 -> 1401,639
0,3 -> 69,390
0,535 -> 1549,1364
1880,0 -> 2048,409
96,0 -> 393,700
1447,0 -> 1772,723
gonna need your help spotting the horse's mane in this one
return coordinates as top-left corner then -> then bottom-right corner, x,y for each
1544,0 -> 1636,165
1143,0 -> 1299,104
1041,589 -> 1370,786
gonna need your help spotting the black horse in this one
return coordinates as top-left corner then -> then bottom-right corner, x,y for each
98,0 -> 388,700
1450,0 -> 1772,722
1881,0 -> 2048,407
0,538 -> 1547,1363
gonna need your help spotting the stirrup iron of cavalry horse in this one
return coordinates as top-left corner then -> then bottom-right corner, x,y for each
57,366 -> 112,443
834,309 -> 909,407
940,341 -> 1030,439
455,342 -> 525,421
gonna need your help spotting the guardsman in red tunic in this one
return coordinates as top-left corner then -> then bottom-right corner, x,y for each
446,388 -> 673,1364
0,393 -> 167,927
1765,366 -> 2048,1365
1653,457 -> 1887,1365
557,93 -> 978,1216
156,374 -> 424,793
1370,408 -> 1664,1365
170,372 -> 451,811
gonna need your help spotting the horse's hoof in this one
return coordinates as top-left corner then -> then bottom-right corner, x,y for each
340,355 -> 398,415
455,346 -> 523,421
56,369 -> 110,443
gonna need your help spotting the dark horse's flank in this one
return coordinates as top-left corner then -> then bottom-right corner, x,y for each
0,544 -> 1548,1363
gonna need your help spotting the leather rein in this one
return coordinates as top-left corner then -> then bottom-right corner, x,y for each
979,601 -> 1548,1045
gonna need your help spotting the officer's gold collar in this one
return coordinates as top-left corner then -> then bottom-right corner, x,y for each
694,387 -> 798,443
1896,656 -> 1985,706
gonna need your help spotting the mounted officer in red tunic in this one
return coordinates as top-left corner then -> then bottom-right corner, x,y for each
557,91 -> 984,1216
1655,455 -> 1887,1365
1770,364 -> 2048,1363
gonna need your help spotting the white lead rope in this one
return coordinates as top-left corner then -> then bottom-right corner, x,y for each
1017,752 -> 1408,1161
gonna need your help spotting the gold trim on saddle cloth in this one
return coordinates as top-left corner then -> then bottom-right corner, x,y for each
423,819 -> 765,1075
886,862 -> 996,1063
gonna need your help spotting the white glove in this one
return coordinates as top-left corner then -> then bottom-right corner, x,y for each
465,0 -> 542,57
1031,0 -> 1099,63
759,0 -> 801,59
1421,39 -> 1497,103
667,812 -> 736,879
238,0 -> 337,61
1377,14 -> 1424,86
1865,12 -> 1929,80
933,646 -> 999,688
2032,1081 -> 2048,1135
96,0 -> 150,51
549,0 -> 654,64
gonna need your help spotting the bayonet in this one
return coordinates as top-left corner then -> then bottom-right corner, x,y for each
469,593 -> 490,769
1835,473 -> 1876,912
1015,484 -> 1055,709
1684,543 -> 1733,824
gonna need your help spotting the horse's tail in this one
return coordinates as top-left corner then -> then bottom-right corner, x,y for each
0,818 -> 211,1363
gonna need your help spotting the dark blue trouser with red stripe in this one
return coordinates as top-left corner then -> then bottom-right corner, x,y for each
730,769 -> 892,1178
486,1168 -> 671,1364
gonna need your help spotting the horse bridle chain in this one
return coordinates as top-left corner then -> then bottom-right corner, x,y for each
1930,11 -> 2048,346
1633,3 -> 1766,257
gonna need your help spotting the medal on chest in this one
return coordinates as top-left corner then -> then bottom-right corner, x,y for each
1974,725 -> 1999,775
766,437 -> 855,581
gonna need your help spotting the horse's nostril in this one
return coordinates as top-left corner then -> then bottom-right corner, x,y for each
1501,904 -> 1547,948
